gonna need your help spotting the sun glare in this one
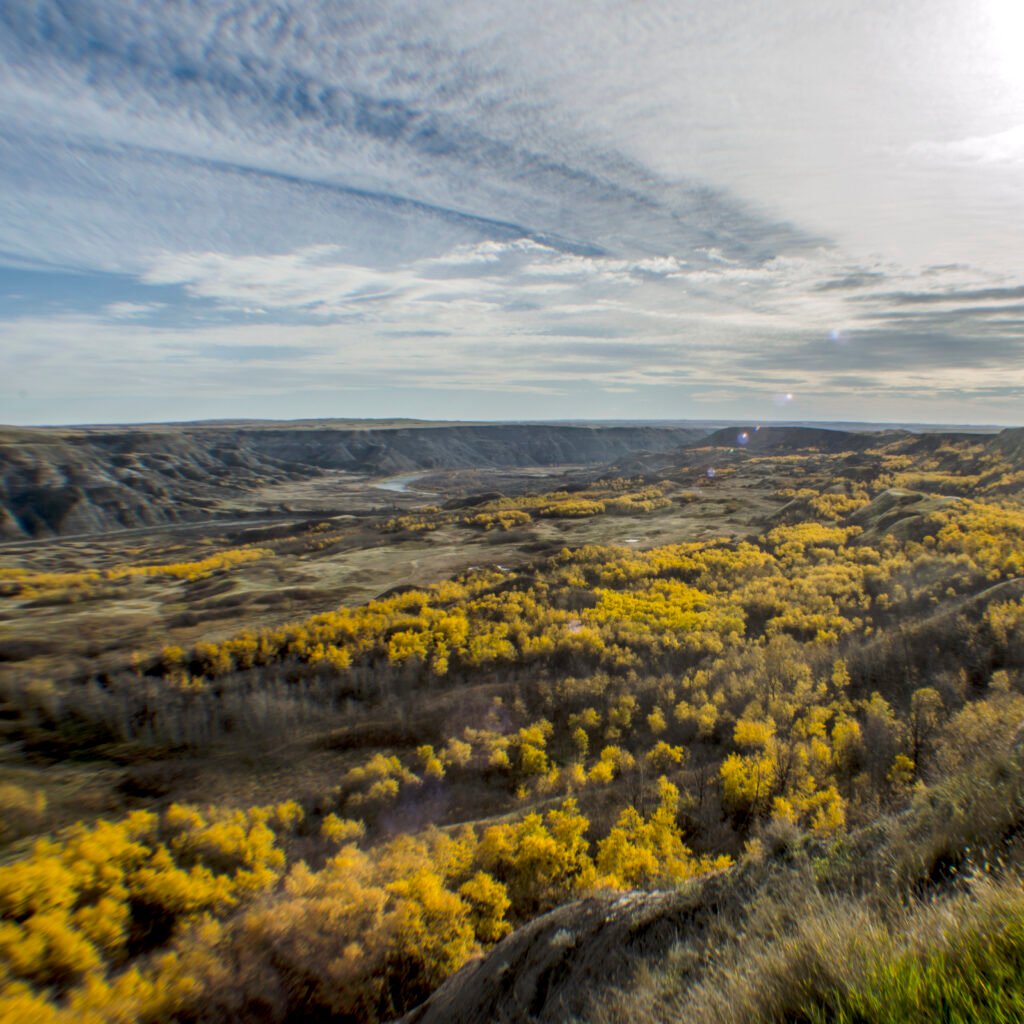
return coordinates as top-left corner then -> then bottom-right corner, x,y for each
986,0 -> 1024,87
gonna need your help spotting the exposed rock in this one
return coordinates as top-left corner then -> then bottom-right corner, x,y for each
988,427 -> 1024,462
398,881 -> 727,1024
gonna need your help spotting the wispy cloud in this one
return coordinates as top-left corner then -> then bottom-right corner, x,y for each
909,124 -> 1024,167
105,300 -> 165,319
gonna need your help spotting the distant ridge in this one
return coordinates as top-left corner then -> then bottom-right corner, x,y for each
696,425 -> 885,453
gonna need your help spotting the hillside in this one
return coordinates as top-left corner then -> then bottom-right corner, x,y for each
697,424 -> 883,453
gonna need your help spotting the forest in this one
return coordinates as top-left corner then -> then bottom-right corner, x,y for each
3,427 -> 1024,1022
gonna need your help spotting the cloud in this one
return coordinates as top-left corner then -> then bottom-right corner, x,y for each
142,240 -> 697,319
812,273 -> 889,293
863,286 -> 1024,307
199,344 -> 325,363
105,301 -> 165,319
909,124 -> 1024,167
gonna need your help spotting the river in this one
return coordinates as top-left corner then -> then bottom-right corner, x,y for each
374,472 -> 435,494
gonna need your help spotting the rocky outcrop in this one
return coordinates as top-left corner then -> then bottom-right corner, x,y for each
0,429 -> 308,539
398,883 -> 726,1024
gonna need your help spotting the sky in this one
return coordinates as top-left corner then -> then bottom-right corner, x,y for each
2,0 -> 1024,426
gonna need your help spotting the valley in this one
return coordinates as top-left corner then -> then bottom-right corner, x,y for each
2,419 -> 1024,1023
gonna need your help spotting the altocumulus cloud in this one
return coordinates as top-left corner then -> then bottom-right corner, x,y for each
1,0 -> 1023,424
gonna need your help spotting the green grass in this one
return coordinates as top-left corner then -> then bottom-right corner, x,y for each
803,900 -> 1024,1024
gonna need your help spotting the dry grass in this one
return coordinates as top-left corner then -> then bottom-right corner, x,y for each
674,874 -> 1024,1024
598,864 -> 1024,1024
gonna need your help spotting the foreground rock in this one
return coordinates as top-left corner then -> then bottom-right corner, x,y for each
398,882 -> 726,1024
